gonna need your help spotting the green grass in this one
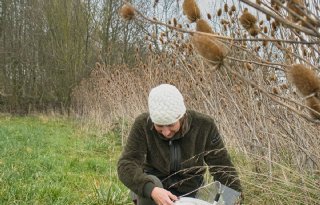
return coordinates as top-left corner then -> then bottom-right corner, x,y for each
0,115 -> 131,205
1,115 -> 319,205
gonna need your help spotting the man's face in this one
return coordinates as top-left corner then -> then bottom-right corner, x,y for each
154,120 -> 181,139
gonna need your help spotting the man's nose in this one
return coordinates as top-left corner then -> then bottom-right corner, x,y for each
162,127 -> 171,136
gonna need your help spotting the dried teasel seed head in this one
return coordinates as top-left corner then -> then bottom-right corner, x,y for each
269,74 -> 277,82
262,40 -> 268,47
272,1 -> 280,11
280,84 -> 288,90
220,19 -> 229,25
239,10 -> 257,30
287,64 -> 320,97
271,20 -> 279,30
217,8 -> 222,16
302,47 -> 307,56
272,87 -> 280,94
266,14 -> 271,21
231,5 -> 236,12
248,25 -> 260,37
287,0 -> 305,22
196,19 -> 214,33
224,3 -> 228,12
191,34 -> 228,66
223,24 -> 228,31
263,26 -> 268,33
244,62 -> 253,71
173,18 -> 178,27
119,3 -> 135,20
183,0 -> 201,23
306,97 -> 320,120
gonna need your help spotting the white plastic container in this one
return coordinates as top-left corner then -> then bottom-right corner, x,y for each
174,197 -> 212,205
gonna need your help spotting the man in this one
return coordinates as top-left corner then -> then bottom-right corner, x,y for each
117,84 -> 242,205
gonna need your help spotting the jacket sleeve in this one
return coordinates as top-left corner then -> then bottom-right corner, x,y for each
204,122 -> 242,192
117,115 -> 156,198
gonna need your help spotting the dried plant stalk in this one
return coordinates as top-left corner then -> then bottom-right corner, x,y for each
287,64 -> 320,97
119,3 -> 135,20
183,0 -> 201,22
196,19 -> 213,33
191,34 -> 228,66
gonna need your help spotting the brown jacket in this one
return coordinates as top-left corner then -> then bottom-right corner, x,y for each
117,110 -> 241,198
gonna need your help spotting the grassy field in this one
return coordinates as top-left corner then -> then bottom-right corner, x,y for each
1,115 -> 319,205
0,115 -> 130,205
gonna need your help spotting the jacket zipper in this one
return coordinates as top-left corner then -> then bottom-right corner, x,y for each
169,140 -> 180,173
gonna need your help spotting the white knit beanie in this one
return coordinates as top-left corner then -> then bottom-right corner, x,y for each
148,84 -> 186,125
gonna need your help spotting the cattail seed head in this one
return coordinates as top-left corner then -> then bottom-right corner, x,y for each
183,0 -> 201,22
239,10 -> 257,30
196,19 -> 214,33
287,64 -> 320,96
191,34 -> 228,66
119,4 -> 135,20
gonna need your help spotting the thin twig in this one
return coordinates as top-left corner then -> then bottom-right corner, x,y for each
226,56 -> 286,71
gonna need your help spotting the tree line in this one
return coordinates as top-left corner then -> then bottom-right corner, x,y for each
0,0 -> 155,113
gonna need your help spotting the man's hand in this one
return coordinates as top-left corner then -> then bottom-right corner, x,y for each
151,187 -> 178,205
